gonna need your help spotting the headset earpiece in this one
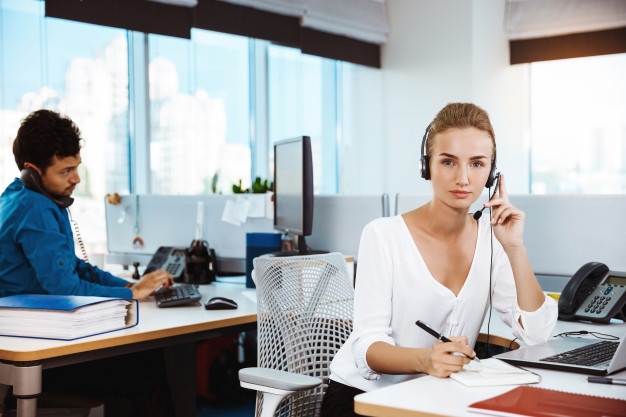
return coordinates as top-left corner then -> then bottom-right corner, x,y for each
485,162 -> 497,188
420,122 -> 433,180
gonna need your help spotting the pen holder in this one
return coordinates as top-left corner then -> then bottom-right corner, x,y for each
184,239 -> 216,285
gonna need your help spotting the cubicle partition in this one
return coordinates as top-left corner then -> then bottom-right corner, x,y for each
105,194 -> 274,273
105,194 -> 389,273
306,194 -> 389,258
394,193 -> 626,290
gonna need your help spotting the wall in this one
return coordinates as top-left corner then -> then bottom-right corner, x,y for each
343,0 -> 529,196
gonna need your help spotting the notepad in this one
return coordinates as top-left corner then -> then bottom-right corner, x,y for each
450,358 -> 540,387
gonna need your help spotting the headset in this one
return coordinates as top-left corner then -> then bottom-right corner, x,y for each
420,122 -> 498,188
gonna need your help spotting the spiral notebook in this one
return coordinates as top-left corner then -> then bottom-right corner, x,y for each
468,386 -> 626,417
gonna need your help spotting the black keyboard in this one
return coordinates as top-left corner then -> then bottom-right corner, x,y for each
154,283 -> 202,307
540,340 -> 618,366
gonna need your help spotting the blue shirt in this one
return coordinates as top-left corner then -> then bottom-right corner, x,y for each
0,178 -> 132,298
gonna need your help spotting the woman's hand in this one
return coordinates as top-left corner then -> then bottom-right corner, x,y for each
131,269 -> 174,300
422,336 -> 474,378
484,174 -> 526,248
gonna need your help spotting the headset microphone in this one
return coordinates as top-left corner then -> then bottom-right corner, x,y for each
473,173 -> 500,221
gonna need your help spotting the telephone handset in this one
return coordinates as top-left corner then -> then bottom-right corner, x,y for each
558,262 -> 626,323
21,167 -> 74,208
143,246 -> 187,281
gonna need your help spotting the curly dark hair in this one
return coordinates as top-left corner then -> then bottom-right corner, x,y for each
13,109 -> 83,171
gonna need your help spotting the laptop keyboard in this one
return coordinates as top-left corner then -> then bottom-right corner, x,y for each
154,283 -> 201,307
540,340 -> 618,366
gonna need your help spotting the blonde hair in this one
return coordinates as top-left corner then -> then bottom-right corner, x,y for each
424,102 -> 496,160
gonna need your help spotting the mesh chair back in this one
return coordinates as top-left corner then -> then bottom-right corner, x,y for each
252,252 -> 354,417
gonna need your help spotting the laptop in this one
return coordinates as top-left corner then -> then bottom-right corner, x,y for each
495,332 -> 626,376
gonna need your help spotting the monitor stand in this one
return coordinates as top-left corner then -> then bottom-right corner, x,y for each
270,235 -> 328,257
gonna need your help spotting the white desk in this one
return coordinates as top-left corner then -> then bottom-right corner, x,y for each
0,281 -> 257,417
354,320 -> 626,417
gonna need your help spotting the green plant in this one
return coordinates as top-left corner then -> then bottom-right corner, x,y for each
232,177 -> 274,194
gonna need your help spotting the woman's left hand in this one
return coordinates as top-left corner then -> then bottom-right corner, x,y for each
483,174 -> 526,248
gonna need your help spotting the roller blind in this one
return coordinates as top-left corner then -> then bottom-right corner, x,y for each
505,0 -> 626,64
219,0 -> 389,44
45,0 -> 385,67
46,0 -> 194,39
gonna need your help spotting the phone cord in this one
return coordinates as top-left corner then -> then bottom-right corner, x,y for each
68,209 -> 96,283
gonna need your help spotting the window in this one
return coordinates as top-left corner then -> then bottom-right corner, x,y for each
148,30 -> 250,195
0,0 -> 130,254
530,53 -> 626,194
0,1 -> 343,257
267,44 -> 339,194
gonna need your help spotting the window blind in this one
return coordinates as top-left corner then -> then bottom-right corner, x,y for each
505,0 -> 626,64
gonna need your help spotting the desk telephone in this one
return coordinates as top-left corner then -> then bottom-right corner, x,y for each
144,246 -> 187,280
558,262 -> 626,323
144,243 -> 216,284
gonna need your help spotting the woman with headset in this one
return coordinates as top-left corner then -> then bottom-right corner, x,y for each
320,102 -> 557,417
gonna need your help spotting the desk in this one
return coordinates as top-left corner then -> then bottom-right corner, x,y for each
0,281 -> 257,417
354,320 -> 626,417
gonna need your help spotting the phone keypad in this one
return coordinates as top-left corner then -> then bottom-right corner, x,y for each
578,282 -> 626,321
166,262 -> 182,276
584,294 -> 611,315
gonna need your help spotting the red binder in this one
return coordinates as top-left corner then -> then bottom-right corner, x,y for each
468,385 -> 626,417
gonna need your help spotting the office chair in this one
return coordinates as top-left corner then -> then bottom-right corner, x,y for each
475,333 -> 520,359
239,252 -> 354,417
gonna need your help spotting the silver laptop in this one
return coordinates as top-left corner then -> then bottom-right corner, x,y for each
496,333 -> 626,376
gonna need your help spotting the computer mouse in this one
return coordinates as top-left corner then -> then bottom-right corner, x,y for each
204,296 -> 238,310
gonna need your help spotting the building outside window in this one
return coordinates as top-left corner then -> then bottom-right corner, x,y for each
530,53 -> 626,194
267,44 -> 339,194
148,30 -> 250,195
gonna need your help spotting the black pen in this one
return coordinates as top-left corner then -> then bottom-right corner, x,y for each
588,376 -> 626,386
415,320 -> 480,362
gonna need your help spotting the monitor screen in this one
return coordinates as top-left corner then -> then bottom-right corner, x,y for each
273,136 -> 316,254
273,136 -> 313,236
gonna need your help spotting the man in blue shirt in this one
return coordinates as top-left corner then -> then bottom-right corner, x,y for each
0,109 -> 176,417
0,109 -> 173,298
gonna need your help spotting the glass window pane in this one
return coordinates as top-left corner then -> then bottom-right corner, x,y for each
0,0 -> 130,255
268,45 -> 338,194
148,30 -> 250,195
530,54 -> 626,194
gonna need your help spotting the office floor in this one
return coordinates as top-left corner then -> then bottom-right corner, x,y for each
196,330 -> 257,417
196,391 -> 256,417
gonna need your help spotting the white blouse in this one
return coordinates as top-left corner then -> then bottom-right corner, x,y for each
328,214 -> 557,392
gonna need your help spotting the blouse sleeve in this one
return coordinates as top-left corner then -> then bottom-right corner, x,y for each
490,242 -> 558,345
350,221 -> 396,380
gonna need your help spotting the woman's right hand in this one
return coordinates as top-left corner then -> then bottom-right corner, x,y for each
130,269 -> 174,300
422,336 -> 474,378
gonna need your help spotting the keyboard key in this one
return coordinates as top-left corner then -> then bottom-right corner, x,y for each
540,341 -> 618,366
155,283 -> 202,307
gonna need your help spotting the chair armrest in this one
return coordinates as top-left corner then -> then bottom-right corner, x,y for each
239,367 -> 322,392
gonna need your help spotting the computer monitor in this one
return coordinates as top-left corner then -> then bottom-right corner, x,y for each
273,136 -> 325,255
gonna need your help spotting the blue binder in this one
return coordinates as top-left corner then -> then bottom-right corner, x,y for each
0,294 -> 139,340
